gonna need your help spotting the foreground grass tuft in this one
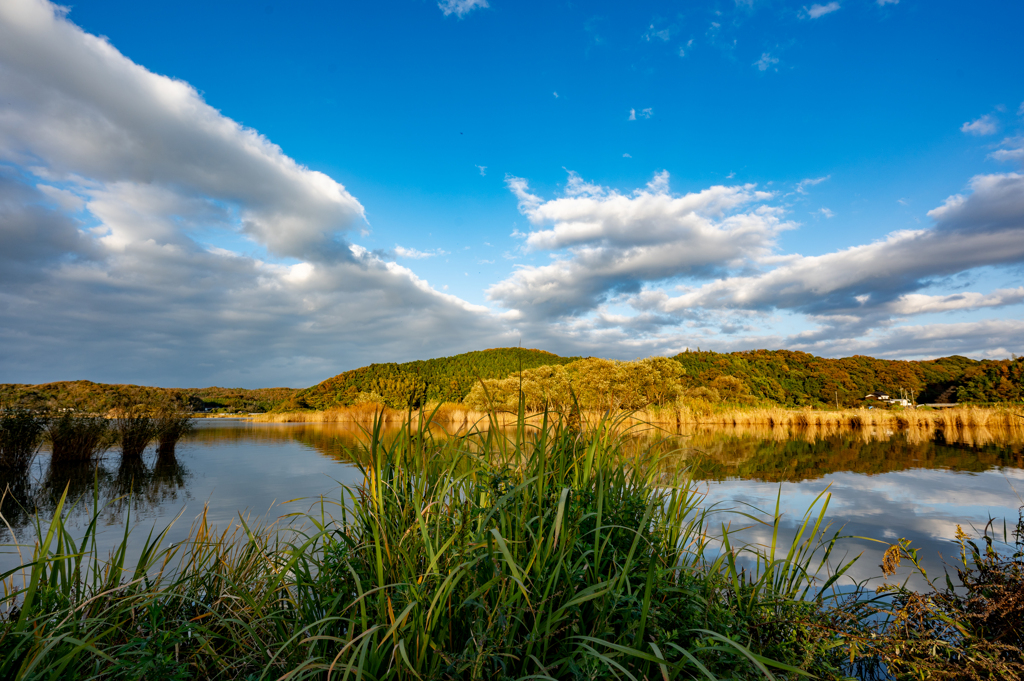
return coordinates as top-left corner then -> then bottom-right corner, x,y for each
2,409 -> 1022,680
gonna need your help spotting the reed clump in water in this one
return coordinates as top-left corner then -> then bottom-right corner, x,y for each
154,404 -> 195,457
111,401 -> 158,459
0,410 -> 44,472
43,412 -> 113,464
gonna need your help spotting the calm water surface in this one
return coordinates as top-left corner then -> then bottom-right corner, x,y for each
2,419 -> 1023,588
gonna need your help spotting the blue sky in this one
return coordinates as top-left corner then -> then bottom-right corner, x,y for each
1,0 -> 1023,387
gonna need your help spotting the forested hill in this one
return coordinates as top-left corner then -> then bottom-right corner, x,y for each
0,381 -> 297,413
299,348 -> 1023,410
3,349 -> 1020,413
296,348 -> 581,410
668,350 -> 1015,406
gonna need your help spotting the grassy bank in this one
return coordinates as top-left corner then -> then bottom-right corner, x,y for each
3,411 -> 1023,679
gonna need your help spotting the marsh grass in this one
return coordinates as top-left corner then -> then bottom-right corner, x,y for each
3,407 -> 1022,680
255,404 -> 1024,442
155,408 -> 196,457
0,410 -> 44,473
111,402 -> 159,459
44,413 -> 113,464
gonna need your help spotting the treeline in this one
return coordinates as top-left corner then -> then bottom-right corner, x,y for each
295,348 -> 580,410
0,381 -> 298,414
305,348 -> 1023,411
4,349 -> 1021,415
669,350 -> 1023,407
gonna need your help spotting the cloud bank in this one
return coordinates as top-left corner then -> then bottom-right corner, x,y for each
1,0 -> 1021,388
489,169 -> 1024,360
0,0 -> 508,386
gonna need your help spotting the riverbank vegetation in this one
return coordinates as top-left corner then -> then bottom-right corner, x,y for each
3,411 -> 1023,679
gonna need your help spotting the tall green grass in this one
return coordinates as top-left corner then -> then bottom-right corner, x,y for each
7,408 -> 1017,679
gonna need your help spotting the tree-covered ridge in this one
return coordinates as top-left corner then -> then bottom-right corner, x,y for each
957,357 -> 1024,402
3,350 -> 1020,413
0,381 -> 297,413
297,348 -> 582,410
668,349 -> 1002,406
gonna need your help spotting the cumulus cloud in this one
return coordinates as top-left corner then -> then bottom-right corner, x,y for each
888,288 -> 1024,316
804,3 -> 840,19
489,171 -> 789,319
0,0 -> 507,386
438,0 -> 488,18
485,169 -> 1024,361
650,173 -> 1024,318
961,115 -> 998,136
754,53 -> 779,71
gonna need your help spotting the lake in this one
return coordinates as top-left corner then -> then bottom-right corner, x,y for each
3,418 -> 1023,590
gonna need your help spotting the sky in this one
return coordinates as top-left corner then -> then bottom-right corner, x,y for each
1,0 -> 1023,389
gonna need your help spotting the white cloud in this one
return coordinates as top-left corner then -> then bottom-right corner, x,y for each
818,207 -> 835,218
438,0 -> 488,18
0,0 -> 508,386
476,165 -> 487,176
889,288 -> 1024,315
394,245 -> 448,259
1019,101 -> 1024,116
961,114 -> 998,136
489,171 -> 789,319
652,172 -> 1024,319
876,0 -> 898,5
623,153 -> 632,158
989,136 -> 1024,163
678,47 -> 686,57
754,53 -> 779,71
804,2 -> 841,19
626,107 -> 652,122
796,175 -> 830,194
553,91 -> 558,98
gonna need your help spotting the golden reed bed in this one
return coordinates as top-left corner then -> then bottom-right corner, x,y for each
252,403 -> 1024,434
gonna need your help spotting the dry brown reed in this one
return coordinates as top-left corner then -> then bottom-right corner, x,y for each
253,403 -> 1024,442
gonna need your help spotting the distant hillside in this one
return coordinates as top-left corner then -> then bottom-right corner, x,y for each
297,348 -> 581,410
3,349 -> 1020,413
0,381 -> 298,413
669,350 -> 1019,407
